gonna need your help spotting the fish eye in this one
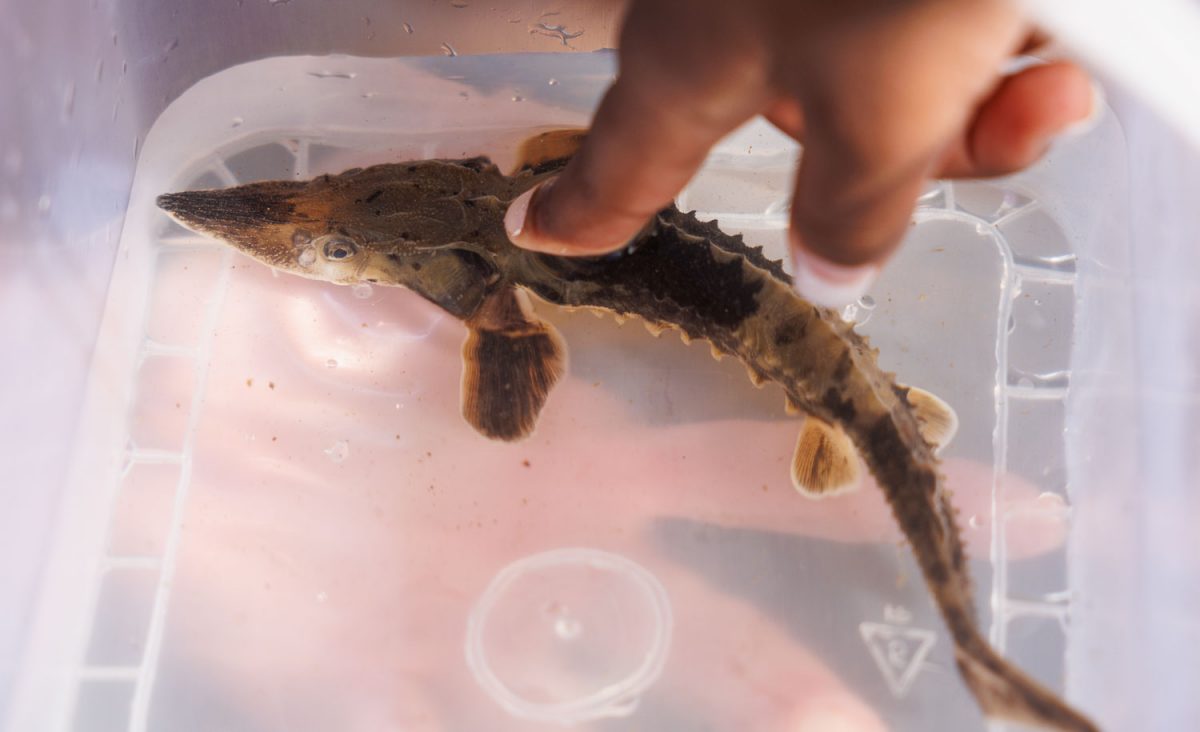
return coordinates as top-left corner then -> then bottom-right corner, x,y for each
320,236 -> 358,261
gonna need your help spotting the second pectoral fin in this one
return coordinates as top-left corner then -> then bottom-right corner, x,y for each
791,417 -> 861,498
461,288 -> 567,441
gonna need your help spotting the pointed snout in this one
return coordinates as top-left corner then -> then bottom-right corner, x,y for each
156,186 -> 300,234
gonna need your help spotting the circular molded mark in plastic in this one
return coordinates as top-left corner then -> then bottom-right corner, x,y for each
465,548 -> 673,725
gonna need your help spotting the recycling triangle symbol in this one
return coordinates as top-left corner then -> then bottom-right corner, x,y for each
859,621 -> 937,698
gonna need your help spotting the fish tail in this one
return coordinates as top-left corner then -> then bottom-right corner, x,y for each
859,409 -> 1098,732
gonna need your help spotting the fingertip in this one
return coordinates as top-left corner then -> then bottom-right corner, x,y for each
504,180 -> 590,256
790,238 -> 879,309
1060,78 -> 1106,139
964,61 -> 1097,176
505,176 -> 639,256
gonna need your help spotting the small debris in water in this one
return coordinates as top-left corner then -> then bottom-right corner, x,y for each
324,440 -> 350,463
529,19 -> 584,46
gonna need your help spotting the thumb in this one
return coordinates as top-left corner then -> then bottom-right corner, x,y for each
506,2 -> 765,255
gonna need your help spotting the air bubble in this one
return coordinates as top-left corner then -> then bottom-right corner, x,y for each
968,514 -> 982,530
511,95 -> 524,103
440,42 -> 458,57
402,22 -> 413,33
231,117 -> 244,128
858,294 -> 876,309
352,283 -> 374,299
548,78 -> 559,86
297,248 -> 317,267
324,439 -> 349,463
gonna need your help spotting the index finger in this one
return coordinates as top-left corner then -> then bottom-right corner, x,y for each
506,11 -> 767,254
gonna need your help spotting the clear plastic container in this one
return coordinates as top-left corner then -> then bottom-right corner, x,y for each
5,51 -> 1132,731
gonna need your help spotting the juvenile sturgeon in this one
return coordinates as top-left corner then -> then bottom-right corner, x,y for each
158,130 -> 1097,731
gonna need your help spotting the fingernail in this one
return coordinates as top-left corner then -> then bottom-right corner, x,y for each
791,245 -> 878,309
504,185 -> 537,241
505,180 -> 578,255
1061,79 -> 1106,139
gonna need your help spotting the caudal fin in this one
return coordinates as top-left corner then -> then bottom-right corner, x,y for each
955,636 -> 1099,732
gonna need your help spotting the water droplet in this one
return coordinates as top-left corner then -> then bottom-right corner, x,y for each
440,42 -> 457,57
297,247 -> 317,267
315,590 -> 329,603
547,77 -> 559,86
324,439 -> 349,463
231,116 -> 244,128
37,195 -> 52,214
402,22 -> 414,33
325,358 -> 338,369
352,283 -> 374,299
554,616 -> 582,640
968,514 -> 982,530
511,95 -> 524,102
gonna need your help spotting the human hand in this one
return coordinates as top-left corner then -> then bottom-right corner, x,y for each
504,0 -> 1097,306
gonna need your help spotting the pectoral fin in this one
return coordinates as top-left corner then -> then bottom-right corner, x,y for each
461,287 -> 566,441
905,386 -> 959,451
791,418 -> 861,498
511,128 -> 588,176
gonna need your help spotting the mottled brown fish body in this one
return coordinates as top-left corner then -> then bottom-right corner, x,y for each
157,134 -> 1099,732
